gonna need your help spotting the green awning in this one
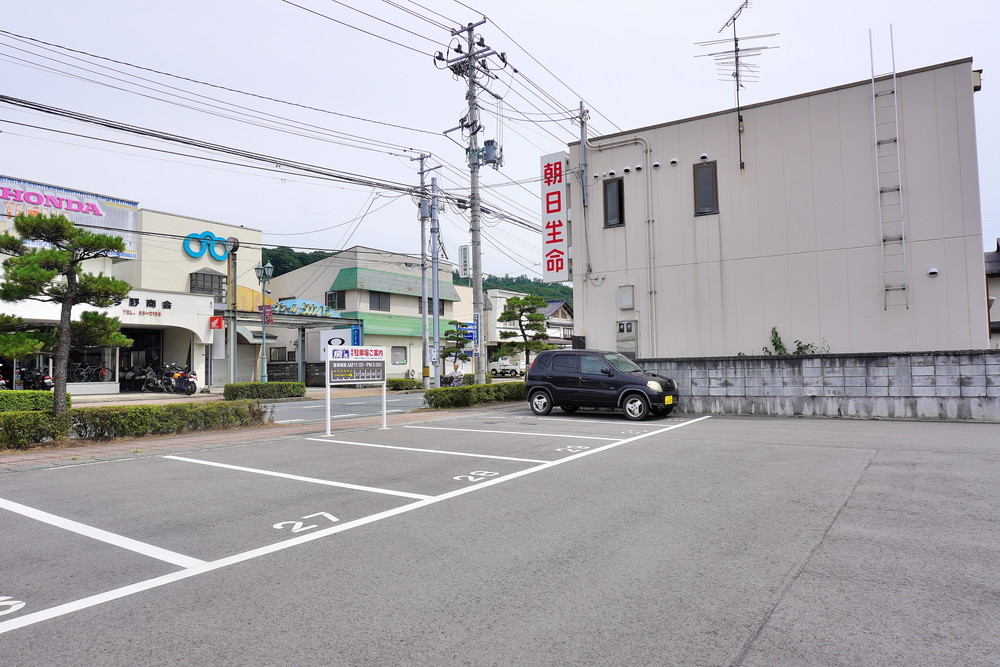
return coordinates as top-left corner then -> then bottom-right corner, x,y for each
341,311 -> 456,338
329,267 -> 459,301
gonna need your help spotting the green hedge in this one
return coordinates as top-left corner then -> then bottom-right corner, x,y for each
424,381 -> 525,409
386,378 -> 422,390
0,390 -> 70,412
0,400 -> 272,450
0,411 -> 73,449
223,382 -> 306,400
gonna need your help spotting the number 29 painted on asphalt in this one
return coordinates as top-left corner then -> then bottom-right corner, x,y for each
453,471 -> 500,483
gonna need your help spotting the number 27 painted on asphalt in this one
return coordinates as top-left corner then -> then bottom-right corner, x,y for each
273,511 -> 339,533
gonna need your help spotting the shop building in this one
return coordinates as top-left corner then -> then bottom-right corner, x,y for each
267,246 -> 468,380
0,176 -> 356,393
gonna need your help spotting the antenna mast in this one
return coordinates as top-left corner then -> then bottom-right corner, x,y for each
696,0 -> 778,169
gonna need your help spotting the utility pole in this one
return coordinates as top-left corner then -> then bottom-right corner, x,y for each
225,237 -> 240,384
413,153 -> 431,390
412,153 -> 441,389
430,176 -> 442,388
438,19 -> 504,385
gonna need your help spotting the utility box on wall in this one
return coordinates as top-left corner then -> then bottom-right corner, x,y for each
616,320 -> 637,359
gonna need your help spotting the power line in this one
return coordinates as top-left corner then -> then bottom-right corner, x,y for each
0,29 -> 442,139
0,95 -> 419,193
279,0 -> 434,56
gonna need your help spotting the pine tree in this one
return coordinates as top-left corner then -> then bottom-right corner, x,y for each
496,294 -> 553,368
0,213 -> 133,413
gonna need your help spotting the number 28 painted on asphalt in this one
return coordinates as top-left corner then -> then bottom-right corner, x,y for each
454,471 -> 500,482
273,511 -> 339,533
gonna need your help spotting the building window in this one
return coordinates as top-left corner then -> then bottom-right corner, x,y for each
190,272 -> 225,299
603,177 -> 624,227
269,347 -> 287,362
326,290 -> 346,310
417,298 -> 445,315
369,291 -> 390,311
694,161 -> 719,215
391,346 -> 407,365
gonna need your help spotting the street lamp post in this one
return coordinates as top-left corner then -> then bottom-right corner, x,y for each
254,261 -> 274,383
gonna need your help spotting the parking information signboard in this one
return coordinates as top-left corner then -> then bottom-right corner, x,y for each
327,346 -> 386,382
325,346 -> 388,433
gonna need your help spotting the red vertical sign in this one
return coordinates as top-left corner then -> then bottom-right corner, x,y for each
541,152 -> 569,282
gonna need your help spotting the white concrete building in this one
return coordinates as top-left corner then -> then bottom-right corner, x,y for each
567,59 -> 989,358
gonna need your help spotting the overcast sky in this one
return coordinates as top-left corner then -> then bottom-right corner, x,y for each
2,0 -> 997,279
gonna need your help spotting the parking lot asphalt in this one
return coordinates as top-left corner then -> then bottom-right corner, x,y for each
1,405 -> 998,665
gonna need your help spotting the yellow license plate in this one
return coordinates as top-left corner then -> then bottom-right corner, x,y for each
665,396 -> 674,405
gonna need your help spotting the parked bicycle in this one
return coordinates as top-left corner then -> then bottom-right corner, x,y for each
69,362 -> 113,382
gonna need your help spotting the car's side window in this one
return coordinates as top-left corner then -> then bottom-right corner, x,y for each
580,355 -> 606,375
552,354 -> 580,373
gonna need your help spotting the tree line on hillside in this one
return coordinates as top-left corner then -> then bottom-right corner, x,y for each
452,273 -> 572,306
263,247 -> 336,277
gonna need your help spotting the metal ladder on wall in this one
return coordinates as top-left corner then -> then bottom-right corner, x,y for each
871,28 -> 908,309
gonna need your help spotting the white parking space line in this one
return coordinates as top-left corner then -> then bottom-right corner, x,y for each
0,497 -> 205,569
403,425 -> 618,441
275,419 -> 305,423
305,438 -> 549,463
162,456 -> 430,500
0,416 -> 711,636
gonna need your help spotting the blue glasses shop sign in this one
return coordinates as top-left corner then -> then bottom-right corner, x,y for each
183,231 -> 231,261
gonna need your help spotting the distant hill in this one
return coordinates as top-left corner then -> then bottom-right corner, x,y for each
453,273 -> 572,306
263,246 -> 336,277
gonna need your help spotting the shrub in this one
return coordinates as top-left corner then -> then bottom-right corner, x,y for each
0,410 -> 73,448
0,390 -> 70,412
424,381 -> 525,409
387,378 -> 422,390
223,382 -> 306,400
0,400 -> 273,450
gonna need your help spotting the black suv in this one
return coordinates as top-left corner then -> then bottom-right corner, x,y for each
525,349 -> 679,420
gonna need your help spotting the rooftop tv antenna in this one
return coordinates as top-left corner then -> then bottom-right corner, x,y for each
696,0 -> 778,169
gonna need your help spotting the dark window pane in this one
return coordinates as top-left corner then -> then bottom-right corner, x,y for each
603,178 -> 624,227
694,162 -> 719,215
325,290 -> 345,310
369,291 -> 390,311
552,353 -> 580,373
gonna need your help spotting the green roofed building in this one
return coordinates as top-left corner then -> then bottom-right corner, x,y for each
267,246 -> 472,379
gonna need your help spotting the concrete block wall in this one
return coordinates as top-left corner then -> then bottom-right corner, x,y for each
641,351 -> 1000,421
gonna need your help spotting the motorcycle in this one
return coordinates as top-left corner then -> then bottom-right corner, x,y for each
165,363 -> 198,396
141,367 -> 175,393
0,375 -> 7,390
19,368 -> 54,391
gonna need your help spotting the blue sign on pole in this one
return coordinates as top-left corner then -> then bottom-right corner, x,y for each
456,321 -> 477,341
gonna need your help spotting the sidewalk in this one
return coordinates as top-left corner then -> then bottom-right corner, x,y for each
67,386 -> 388,407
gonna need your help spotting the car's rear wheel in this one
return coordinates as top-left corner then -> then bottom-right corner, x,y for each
529,390 -> 553,416
622,394 -> 650,421
561,405 -> 579,414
